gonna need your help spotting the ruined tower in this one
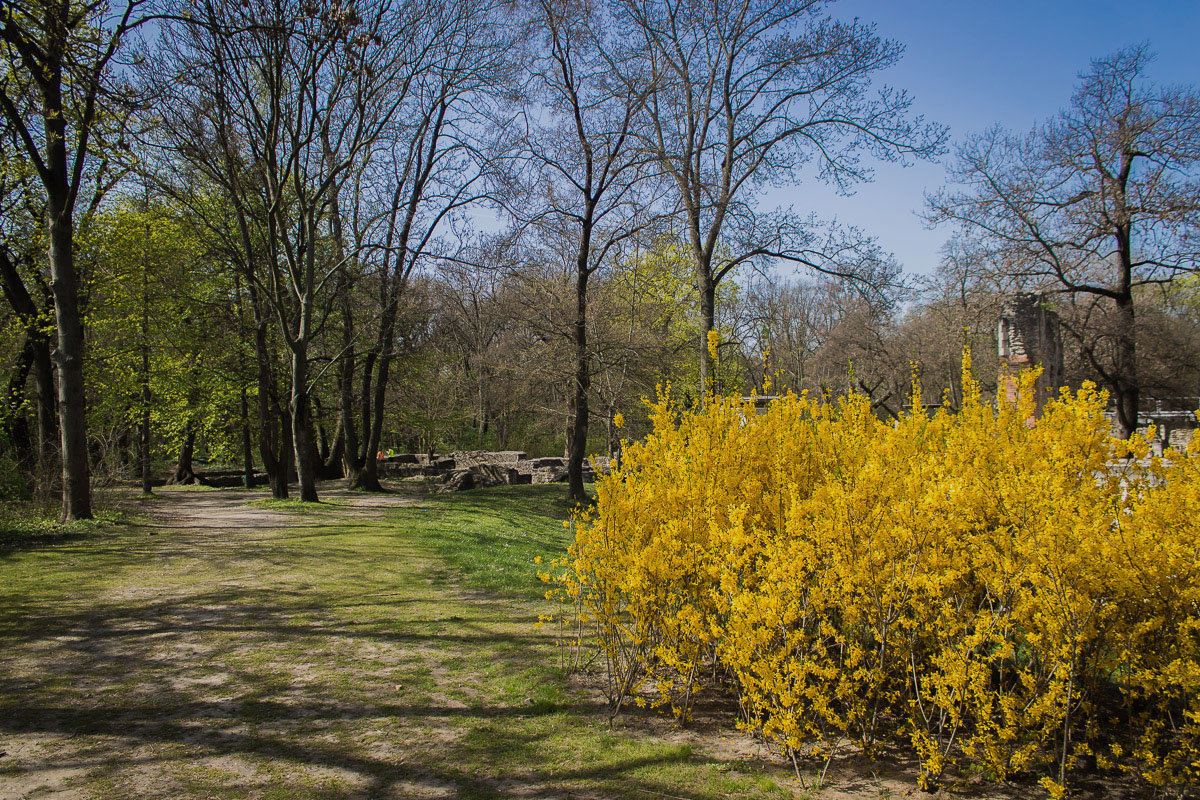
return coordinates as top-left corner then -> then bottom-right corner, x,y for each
998,293 -> 1063,411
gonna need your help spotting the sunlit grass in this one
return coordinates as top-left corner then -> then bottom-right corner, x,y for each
0,482 -> 800,800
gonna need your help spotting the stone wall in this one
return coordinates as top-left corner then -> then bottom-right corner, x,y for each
998,292 -> 1063,411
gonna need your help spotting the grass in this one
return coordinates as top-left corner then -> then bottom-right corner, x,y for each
0,502 -> 130,555
0,482 -> 804,800
397,484 -> 577,599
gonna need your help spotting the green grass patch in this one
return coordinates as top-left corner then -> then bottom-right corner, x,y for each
248,497 -> 346,513
0,504 -> 130,556
393,484 -> 578,599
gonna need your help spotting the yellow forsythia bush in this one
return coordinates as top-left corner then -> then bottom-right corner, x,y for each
551,358 -> 1200,796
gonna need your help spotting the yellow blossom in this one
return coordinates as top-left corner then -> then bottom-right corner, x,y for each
541,352 -> 1200,795
707,329 -> 720,362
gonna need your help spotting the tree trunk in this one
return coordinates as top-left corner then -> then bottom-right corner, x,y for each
140,252 -> 153,495
698,272 -> 716,401
356,328 -> 391,493
170,425 -> 197,484
311,399 -> 341,479
274,409 -> 293,498
354,184 -> 414,494
251,310 -> 287,498
321,420 -> 345,479
306,425 -> 325,482
340,347 -> 363,485
261,391 -> 286,498
346,349 -> 376,488
48,209 -> 92,519
314,394 -> 331,463
338,337 -> 363,485
567,263 -> 590,504
140,372 -> 152,494
290,345 -> 320,502
1113,292 -> 1138,439
240,385 -> 254,488
37,30 -> 92,520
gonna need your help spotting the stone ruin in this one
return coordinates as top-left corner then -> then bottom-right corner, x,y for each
376,449 -> 612,491
998,292 -> 1063,412
1133,400 -> 1199,455
997,293 -> 1197,450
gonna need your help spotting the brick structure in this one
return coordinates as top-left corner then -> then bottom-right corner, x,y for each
998,292 -> 1063,412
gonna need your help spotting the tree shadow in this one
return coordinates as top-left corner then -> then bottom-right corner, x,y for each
0,483 -> 798,799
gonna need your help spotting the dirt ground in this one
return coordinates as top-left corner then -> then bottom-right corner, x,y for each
0,484 -> 1010,800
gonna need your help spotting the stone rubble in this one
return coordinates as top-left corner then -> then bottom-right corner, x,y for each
379,450 -> 611,490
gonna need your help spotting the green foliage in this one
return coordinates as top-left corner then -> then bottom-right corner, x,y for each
79,199 -> 252,465
0,447 -> 30,501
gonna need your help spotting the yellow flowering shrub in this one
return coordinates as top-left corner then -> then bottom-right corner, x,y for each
549,357 -> 1200,795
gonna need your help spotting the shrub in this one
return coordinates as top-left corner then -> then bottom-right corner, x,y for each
550,358 -> 1200,796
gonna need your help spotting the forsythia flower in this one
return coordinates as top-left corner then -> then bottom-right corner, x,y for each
545,356 -> 1200,795
707,329 -> 720,362
613,412 -> 624,429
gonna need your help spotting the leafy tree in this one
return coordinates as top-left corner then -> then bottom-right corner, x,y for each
0,0 -> 151,518
82,198 -> 245,487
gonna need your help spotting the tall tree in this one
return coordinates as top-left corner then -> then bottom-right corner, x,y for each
0,0 -> 149,518
511,0 -> 658,501
616,0 -> 944,395
339,0 -> 510,491
156,0 -> 417,500
927,46 -> 1200,437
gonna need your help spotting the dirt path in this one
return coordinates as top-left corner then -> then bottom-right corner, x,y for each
0,486 -> 448,800
0,485 -> 828,800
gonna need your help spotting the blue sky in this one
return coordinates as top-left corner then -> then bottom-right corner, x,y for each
775,0 -> 1200,278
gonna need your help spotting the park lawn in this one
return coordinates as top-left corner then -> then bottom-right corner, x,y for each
0,483 -> 802,800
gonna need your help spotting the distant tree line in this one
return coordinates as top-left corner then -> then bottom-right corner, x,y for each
1,0 -> 1197,516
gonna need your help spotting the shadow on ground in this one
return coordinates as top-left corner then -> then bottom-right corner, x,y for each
0,484 -> 802,800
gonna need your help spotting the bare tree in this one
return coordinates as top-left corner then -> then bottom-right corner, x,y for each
926,46 -> 1200,437
735,272 -> 905,414
155,0 -> 421,500
737,276 -> 818,395
905,238 -> 1008,404
509,0 -> 660,501
615,0 -> 945,395
339,0 -> 511,491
